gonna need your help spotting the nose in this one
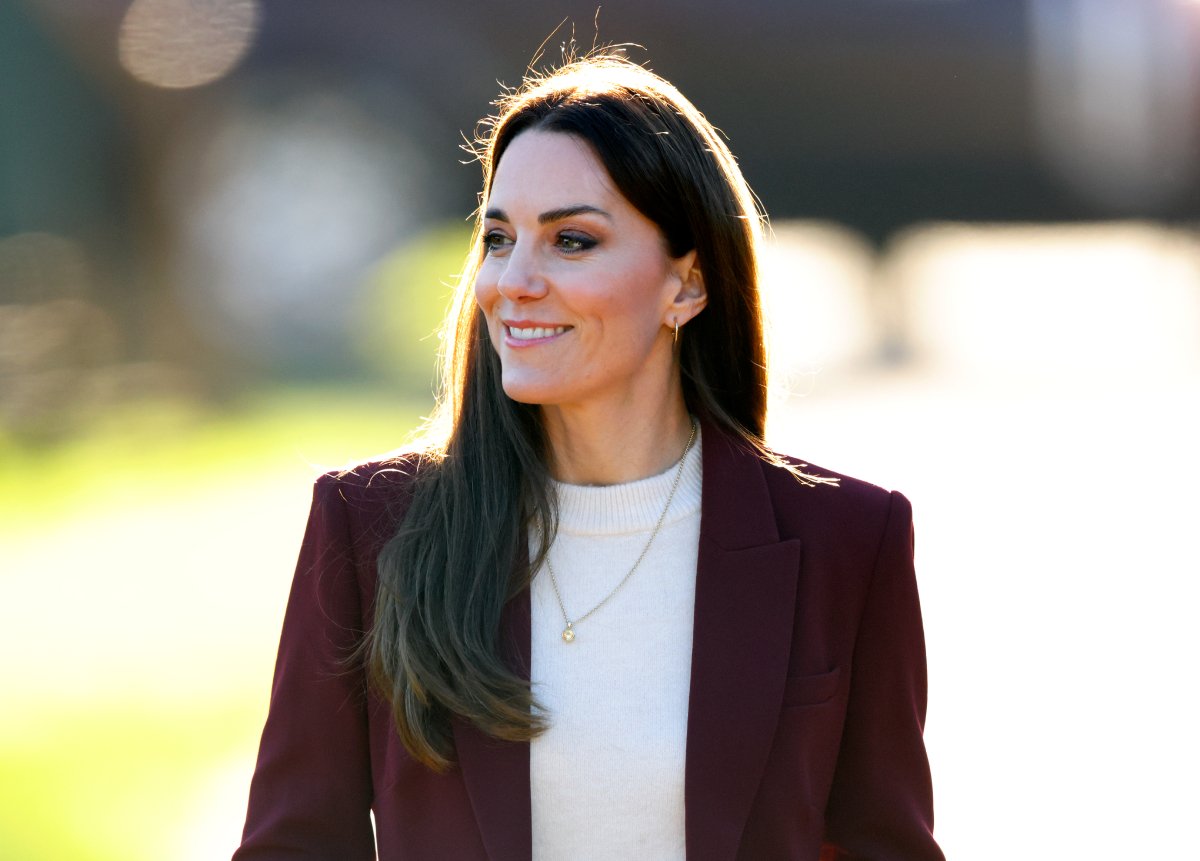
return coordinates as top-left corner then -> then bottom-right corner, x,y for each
494,241 -> 548,302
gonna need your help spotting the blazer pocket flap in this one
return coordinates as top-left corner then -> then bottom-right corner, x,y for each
781,666 -> 841,707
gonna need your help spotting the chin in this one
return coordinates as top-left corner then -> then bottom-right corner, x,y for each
500,373 -> 562,406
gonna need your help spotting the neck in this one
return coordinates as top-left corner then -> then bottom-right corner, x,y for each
540,397 -> 694,486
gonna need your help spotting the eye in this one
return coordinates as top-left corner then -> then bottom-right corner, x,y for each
556,232 -> 597,253
482,230 -> 512,254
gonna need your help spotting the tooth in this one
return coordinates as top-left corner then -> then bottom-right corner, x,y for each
509,325 -> 568,340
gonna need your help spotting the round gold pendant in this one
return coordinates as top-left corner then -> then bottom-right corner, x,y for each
562,625 -> 576,643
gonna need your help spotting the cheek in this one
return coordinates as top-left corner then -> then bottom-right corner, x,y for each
601,269 -> 674,333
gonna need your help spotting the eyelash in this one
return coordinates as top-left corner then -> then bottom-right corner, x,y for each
556,232 -> 597,252
481,230 -> 598,255
482,231 -> 510,254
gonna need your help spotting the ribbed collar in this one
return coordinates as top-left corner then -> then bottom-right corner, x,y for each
551,429 -> 703,537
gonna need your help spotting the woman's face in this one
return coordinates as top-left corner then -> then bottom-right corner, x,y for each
474,130 -> 700,412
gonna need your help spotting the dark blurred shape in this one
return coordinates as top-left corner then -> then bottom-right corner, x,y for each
0,233 -> 102,438
0,231 -> 90,302
0,232 -> 199,442
17,0 -> 1200,230
0,1 -> 124,238
1030,0 -> 1200,212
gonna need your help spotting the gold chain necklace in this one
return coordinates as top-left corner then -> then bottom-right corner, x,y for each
544,419 -> 698,644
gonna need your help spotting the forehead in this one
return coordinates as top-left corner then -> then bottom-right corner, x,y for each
488,130 -> 619,208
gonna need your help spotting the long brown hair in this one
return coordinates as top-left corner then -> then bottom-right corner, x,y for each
367,51 -> 769,771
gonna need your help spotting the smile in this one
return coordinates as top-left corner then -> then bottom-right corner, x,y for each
506,325 -> 570,341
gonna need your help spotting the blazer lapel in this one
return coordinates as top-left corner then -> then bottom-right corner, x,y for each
452,587 -> 533,861
685,422 -> 802,861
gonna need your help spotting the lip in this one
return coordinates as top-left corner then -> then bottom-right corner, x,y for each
501,320 -> 573,347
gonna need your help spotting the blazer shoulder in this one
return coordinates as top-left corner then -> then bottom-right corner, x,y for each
759,450 -> 909,537
319,453 -> 422,494
309,453 -> 425,546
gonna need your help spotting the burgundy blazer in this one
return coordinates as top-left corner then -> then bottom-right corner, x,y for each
234,421 -> 944,860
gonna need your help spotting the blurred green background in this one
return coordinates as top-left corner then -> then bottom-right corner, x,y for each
3,2 -> 1200,859
0,388 -> 432,860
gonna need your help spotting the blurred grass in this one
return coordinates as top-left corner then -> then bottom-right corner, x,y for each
0,386 -> 431,528
356,223 -> 469,390
1,701 -> 264,861
0,387 -> 429,861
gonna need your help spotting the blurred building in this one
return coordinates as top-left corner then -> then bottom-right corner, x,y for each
2,0 -> 1199,434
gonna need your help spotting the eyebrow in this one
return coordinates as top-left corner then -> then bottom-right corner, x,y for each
484,204 -> 613,224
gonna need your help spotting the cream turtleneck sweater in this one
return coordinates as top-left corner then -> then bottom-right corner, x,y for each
529,431 -> 703,861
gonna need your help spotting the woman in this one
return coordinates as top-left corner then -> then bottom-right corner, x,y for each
235,52 -> 944,860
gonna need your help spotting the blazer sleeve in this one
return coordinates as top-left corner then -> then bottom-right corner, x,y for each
821,490 -> 944,861
233,474 -> 377,860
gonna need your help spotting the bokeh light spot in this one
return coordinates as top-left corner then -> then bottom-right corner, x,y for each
118,0 -> 261,90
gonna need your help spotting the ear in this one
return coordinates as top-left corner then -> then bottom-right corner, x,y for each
664,249 -> 707,328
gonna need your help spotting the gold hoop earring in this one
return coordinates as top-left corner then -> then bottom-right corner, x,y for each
673,320 -> 679,346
